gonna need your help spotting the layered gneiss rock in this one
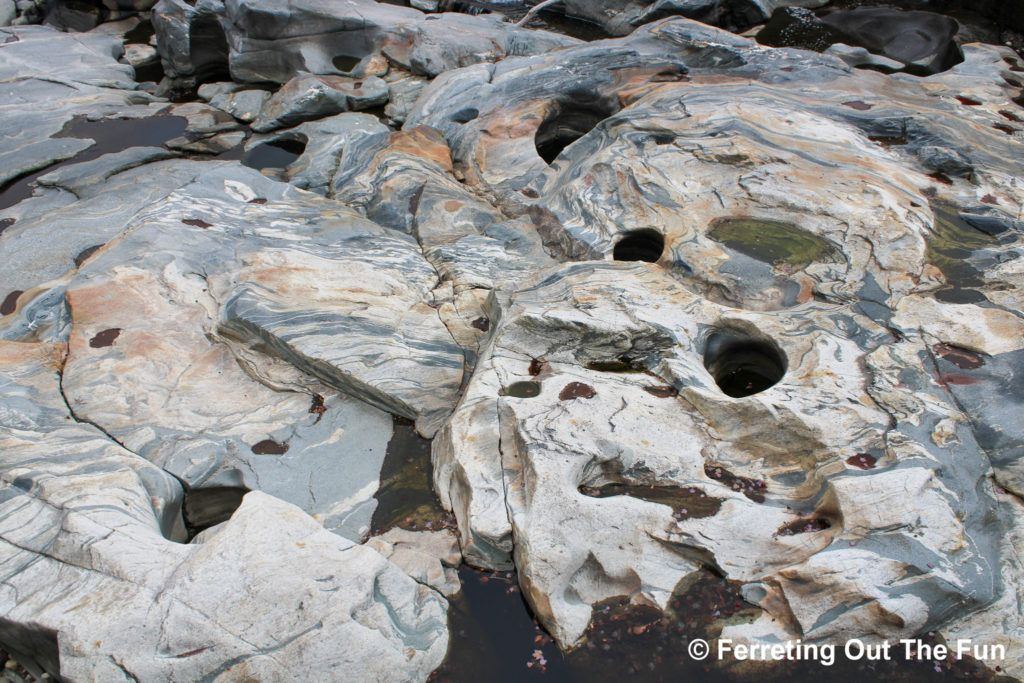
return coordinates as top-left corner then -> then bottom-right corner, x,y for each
1,3 -> 1024,681
0,341 -> 449,682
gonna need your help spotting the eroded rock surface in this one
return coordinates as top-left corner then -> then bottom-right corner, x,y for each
0,341 -> 448,682
2,3 -> 1024,681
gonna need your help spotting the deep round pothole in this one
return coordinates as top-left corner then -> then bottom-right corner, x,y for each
534,101 -> 617,164
703,333 -> 786,398
613,229 -> 665,263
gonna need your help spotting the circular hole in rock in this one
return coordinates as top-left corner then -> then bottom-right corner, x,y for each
332,55 -> 362,72
703,332 -> 786,398
183,486 -> 250,540
451,107 -> 479,124
613,229 -> 665,263
534,101 -> 616,164
242,137 -> 307,170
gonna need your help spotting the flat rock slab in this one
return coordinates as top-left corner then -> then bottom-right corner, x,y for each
57,167 -> 462,542
0,340 -> 448,681
0,25 -> 152,186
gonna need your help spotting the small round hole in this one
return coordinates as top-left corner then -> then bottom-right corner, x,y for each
704,333 -> 786,398
613,229 -> 664,263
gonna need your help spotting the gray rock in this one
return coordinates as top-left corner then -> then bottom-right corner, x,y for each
249,112 -> 390,194
917,144 -> 974,178
548,0 -> 828,35
0,340 -> 449,681
0,0 -> 15,26
56,165 -> 462,537
209,87 -> 272,123
152,0 -> 579,86
0,26 -> 151,187
252,72 -> 389,132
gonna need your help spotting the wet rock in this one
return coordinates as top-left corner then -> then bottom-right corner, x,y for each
819,8 -> 963,76
0,340 -> 448,681
366,528 -> 463,596
252,73 -> 389,133
760,6 -> 963,75
0,26 -> 150,188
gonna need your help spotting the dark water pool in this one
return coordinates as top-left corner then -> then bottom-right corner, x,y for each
0,115 -> 188,212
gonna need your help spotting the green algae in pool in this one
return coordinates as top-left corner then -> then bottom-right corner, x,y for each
708,218 -> 841,271
500,381 -> 542,398
925,202 -> 998,303
370,416 -> 455,535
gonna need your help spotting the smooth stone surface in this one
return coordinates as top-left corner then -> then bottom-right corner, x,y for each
0,25 -> 152,187
553,0 -> 828,35
252,73 -> 389,133
0,342 -> 448,680
366,528 -> 463,596
152,0 -> 579,85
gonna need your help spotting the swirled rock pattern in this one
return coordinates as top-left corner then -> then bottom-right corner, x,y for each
0,341 -> 448,682
410,13 -> 1024,671
2,4 -> 1024,681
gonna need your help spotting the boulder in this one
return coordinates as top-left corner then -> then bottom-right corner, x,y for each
0,339 -> 448,681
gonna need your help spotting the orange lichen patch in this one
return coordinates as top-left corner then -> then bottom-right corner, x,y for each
444,200 -> 464,212
390,126 -> 454,171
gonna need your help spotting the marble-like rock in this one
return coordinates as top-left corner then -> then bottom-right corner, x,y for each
0,340 -> 448,681
152,0 -> 578,87
407,18 -> 1023,317
249,112 -> 390,195
0,154 -> 232,301
60,164 -> 463,444
252,72 -> 389,133
407,15 -> 1024,673
438,261 -> 1002,650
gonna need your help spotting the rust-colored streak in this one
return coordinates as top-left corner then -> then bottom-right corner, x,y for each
643,385 -> 677,398
182,218 -> 212,229
1,290 -> 23,316
932,343 -> 985,370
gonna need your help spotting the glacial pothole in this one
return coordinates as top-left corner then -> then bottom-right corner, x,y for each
703,332 -> 786,398
613,229 -> 665,263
